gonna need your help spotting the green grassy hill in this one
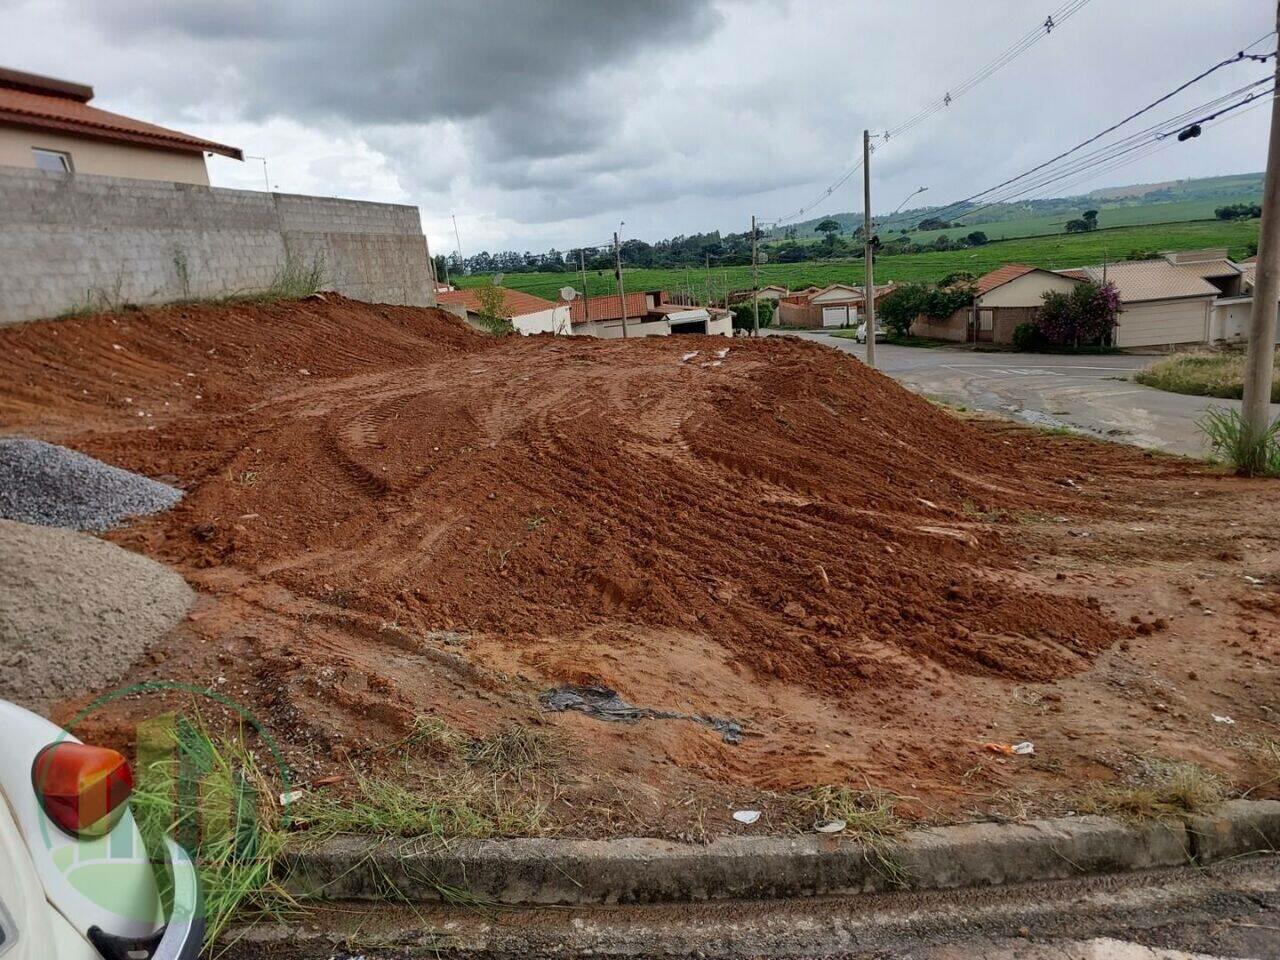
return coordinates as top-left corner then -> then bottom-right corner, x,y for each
456,218 -> 1259,303
769,171 -> 1264,246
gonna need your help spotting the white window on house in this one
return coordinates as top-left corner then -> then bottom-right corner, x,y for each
32,148 -> 73,173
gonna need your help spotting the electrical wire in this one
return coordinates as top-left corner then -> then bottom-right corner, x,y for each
932,84 -> 1274,226
884,0 -> 1092,142
762,2 -> 1092,229
921,48 -> 1277,227
953,80 -> 1273,212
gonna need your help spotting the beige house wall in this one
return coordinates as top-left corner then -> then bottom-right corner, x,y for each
911,308 -> 969,342
575,318 -> 671,339
0,127 -> 210,184
977,271 -> 1079,308
1114,297 -> 1212,348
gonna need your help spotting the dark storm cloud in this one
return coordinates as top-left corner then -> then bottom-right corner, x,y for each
86,0 -> 724,126
0,0 -> 1271,252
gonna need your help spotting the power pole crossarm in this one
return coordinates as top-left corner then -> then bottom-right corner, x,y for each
863,129 -> 877,368
1242,0 -> 1280,439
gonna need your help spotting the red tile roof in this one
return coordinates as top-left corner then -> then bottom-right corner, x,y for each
437,287 -> 560,317
974,263 -> 1038,296
567,292 -> 651,323
1056,268 -> 1090,281
0,68 -> 242,160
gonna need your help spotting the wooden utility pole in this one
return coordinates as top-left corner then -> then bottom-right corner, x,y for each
614,232 -> 630,338
751,214 -> 760,336
863,129 -> 877,368
579,248 -> 591,325
1242,0 -> 1280,440
705,254 -> 711,306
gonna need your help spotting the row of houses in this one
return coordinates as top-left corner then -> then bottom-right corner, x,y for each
912,248 -> 1269,349
437,287 -> 734,338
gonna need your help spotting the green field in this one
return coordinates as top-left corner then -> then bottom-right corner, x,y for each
457,219 -> 1260,302
780,200 -> 1247,249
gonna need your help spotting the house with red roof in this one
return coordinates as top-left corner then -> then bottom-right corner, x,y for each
565,289 -> 732,338
437,287 -> 571,336
0,65 -> 241,185
912,264 -> 1082,343
775,282 -> 897,329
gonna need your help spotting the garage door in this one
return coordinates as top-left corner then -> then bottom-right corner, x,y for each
1114,299 -> 1210,347
822,306 -> 848,327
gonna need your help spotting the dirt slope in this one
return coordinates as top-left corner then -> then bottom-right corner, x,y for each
0,296 -> 1122,692
10,296 -> 1273,830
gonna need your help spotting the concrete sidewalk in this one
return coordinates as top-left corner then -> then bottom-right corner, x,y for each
772,332 -> 1280,458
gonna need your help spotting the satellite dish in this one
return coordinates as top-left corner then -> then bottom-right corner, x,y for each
757,252 -> 769,265
494,272 -> 505,285
559,286 -> 577,301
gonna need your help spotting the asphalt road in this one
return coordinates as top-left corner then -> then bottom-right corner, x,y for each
774,332 -> 1280,458
229,856 -> 1280,959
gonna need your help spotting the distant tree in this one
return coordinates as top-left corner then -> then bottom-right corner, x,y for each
1065,218 -> 1091,233
474,282 -> 514,336
965,231 -> 989,246
1216,203 -> 1262,220
730,299 -> 775,331
1083,210 -> 1099,228
816,218 -> 842,237
775,242 -> 808,263
878,280 -> 975,339
918,217 -> 954,231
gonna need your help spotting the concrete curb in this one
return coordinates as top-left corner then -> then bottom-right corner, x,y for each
281,799 -> 1280,906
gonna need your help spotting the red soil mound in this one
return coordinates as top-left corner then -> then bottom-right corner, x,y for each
0,295 -> 1122,706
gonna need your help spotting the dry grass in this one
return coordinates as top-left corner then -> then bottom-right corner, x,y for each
1135,348 -> 1280,403
291,769 -> 550,843
791,785 -> 904,839
1077,758 -> 1226,821
466,723 -> 565,775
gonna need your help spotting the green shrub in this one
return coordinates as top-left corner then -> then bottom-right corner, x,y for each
1198,406 -> 1280,476
1011,322 -> 1047,352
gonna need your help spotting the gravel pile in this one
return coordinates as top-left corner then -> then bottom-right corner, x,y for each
0,438 -> 182,531
0,519 -> 194,714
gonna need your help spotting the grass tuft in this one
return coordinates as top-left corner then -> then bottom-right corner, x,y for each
130,718 -> 296,949
1198,406 -> 1280,477
792,785 -> 904,840
402,714 -> 469,760
291,770 -> 548,843
466,724 -> 565,775
791,785 -> 909,886
1077,758 -> 1226,821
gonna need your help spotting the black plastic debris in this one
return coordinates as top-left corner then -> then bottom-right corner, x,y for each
539,685 -> 743,745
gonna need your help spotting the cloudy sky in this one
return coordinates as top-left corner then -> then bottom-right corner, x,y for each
0,1 -> 1272,256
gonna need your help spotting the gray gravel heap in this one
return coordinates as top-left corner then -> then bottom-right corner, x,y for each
0,518 -> 194,714
0,438 -> 182,531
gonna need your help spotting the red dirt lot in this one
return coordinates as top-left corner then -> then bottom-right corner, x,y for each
2,295 -> 1278,834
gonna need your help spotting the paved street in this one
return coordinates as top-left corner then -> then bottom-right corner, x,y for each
774,331 -> 1280,458
229,857 -> 1280,959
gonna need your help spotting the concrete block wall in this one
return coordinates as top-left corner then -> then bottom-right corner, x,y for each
0,167 -> 435,326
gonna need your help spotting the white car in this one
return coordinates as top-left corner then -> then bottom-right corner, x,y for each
852,323 -> 889,344
0,699 -> 201,959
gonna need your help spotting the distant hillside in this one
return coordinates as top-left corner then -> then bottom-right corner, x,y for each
769,171 -> 1264,244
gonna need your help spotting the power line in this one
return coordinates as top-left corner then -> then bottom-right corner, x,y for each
922,47 -> 1277,226
952,79 -> 1274,215
934,82 -> 1274,226
885,0 -> 1092,142
762,3 -> 1092,229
